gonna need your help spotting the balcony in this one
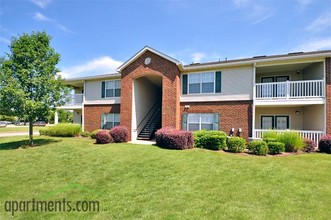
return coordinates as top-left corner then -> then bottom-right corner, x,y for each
255,80 -> 324,101
60,94 -> 83,109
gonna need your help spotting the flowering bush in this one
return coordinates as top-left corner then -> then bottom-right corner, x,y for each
155,127 -> 194,150
303,139 -> 316,153
110,126 -> 129,143
319,135 -> 331,154
90,129 -> 106,139
95,130 -> 113,144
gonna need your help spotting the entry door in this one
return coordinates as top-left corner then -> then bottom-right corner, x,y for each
276,76 -> 289,97
261,77 -> 274,98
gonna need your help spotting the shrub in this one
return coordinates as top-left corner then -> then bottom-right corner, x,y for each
263,138 -> 278,143
80,131 -> 90,137
278,132 -> 304,152
110,126 -> 129,143
194,130 -> 227,150
248,140 -> 268,156
263,131 -> 280,140
227,137 -> 246,153
38,124 -> 81,137
303,139 -> 316,153
90,129 -> 106,139
268,142 -> 285,155
95,130 -> 113,144
318,135 -> 331,154
155,127 -> 194,150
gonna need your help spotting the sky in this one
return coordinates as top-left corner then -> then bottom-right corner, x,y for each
1,0 -> 331,79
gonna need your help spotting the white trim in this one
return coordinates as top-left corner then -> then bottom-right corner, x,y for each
323,59 -> 327,133
104,79 -> 121,98
117,46 -> 182,72
252,63 -> 256,137
260,74 -> 291,83
65,73 -> 121,82
82,80 -> 86,132
255,99 -> 325,106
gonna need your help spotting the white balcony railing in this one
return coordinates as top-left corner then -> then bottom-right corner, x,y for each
64,94 -> 83,106
254,129 -> 325,147
255,80 -> 324,100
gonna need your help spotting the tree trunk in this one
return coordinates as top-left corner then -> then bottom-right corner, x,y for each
29,119 -> 34,145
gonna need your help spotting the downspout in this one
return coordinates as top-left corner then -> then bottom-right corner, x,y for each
252,62 -> 256,139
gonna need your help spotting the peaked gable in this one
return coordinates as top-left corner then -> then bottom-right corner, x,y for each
117,46 -> 181,72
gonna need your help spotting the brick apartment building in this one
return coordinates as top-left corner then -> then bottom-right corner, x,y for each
58,46 -> 331,145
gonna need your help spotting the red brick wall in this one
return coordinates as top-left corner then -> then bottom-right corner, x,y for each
84,104 -> 120,132
121,50 -> 181,140
326,57 -> 331,134
180,101 -> 253,140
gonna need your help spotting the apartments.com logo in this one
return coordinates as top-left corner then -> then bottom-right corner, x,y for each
4,198 -> 100,216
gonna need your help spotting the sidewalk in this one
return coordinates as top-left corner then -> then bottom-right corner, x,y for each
0,132 -> 40,137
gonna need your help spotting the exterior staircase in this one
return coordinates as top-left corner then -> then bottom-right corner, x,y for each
137,102 -> 161,140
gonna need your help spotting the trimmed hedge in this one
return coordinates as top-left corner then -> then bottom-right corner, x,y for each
155,127 -> 194,150
110,126 -> 129,143
303,139 -> 316,153
194,130 -> 227,150
227,137 -> 246,153
95,130 -> 113,144
268,142 -> 285,155
80,131 -> 90,137
90,129 -> 106,139
319,135 -> 331,154
39,124 -> 81,137
248,140 -> 268,156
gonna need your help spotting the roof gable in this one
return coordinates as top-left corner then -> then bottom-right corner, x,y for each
117,46 -> 181,72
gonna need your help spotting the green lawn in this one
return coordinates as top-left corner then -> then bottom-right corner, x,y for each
0,136 -> 330,219
0,126 -> 43,133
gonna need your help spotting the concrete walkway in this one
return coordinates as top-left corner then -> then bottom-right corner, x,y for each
0,132 -> 40,137
130,140 -> 156,145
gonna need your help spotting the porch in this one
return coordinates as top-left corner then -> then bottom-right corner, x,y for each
253,105 -> 325,146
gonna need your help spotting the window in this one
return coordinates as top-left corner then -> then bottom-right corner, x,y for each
182,113 -> 219,131
182,71 -> 221,94
261,115 -> 289,130
101,80 -> 121,98
101,113 -> 120,129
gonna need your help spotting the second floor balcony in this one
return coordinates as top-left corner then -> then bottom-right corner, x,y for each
255,80 -> 324,101
61,94 -> 83,109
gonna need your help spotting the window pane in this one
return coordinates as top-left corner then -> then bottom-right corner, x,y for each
189,74 -> 200,83
275,116 -> 288,130
106,89 -> 114,97
189,83 -> 200,94
104,122 -> 113,129
115,80 -> 121,89
261,116 -> 273,129
188,114 -> 200,123
115,89 -> 121,97
106,81 -> 115,89
201,114 -> 214,123
201,124 -> 213,130
201,72 -> 214,83
114,114 -> 120,122
188,123 -> 199,131
202,82 -> 214,93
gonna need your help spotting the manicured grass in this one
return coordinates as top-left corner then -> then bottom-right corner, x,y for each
0,136 -> 330,219
0,126 -> 43,133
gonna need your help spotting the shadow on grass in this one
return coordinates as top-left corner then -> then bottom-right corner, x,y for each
0,139 -> 61,150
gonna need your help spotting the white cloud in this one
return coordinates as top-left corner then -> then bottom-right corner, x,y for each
59,56 -> 123,79
297,0 -> 312,7
33,12 -> 51,21
191,52 -> 206,63
30,0 -> 52,9
294,38 -> 331,52
232,0 -> 273,24
306,13 -> 331,32
233,0 -> 249,8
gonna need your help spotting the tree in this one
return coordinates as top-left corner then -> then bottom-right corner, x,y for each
0,31 -> 70,145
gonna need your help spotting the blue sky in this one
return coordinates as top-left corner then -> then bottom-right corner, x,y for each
1,0 -> 331,78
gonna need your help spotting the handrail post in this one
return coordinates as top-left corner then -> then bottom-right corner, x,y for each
286,80 -> 290,99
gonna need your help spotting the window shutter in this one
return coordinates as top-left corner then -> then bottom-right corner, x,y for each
100,114 -> 105,129
182,113 -> 188,130
182,75 -> 188,94
101,81 -> 105,98
215,71 -> 222,93
213,113 -> 219,130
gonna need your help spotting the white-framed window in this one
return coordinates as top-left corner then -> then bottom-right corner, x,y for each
101,113 -> 120,129
261,115 -> 289,130
102,80 -> 121,98
183,113 -> 219,131
182,71 -> 221,95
